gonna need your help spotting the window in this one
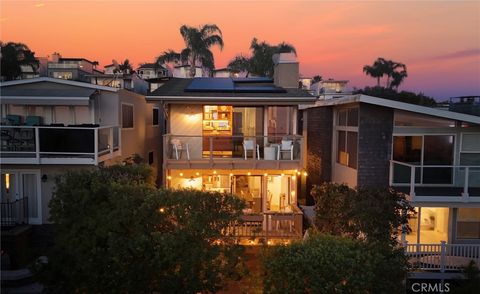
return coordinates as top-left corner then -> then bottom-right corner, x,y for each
335,107 -> 358,169
152,108 -> 159,126
148,151 -> 154,165
460,133 -> 480,165
456,208 -> 480,239
52,71 -> 73,80
267,106 -> 294,139
122,104 -> 134,129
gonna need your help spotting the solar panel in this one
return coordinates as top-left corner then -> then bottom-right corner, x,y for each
185,78 -> 234,92
232,77 -> 273,83
184,77 -> 286,93
234,86 -> 286,93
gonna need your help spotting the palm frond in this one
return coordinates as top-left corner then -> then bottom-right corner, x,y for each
157,50 -> 181,64
203,35 -> 224,50
200,24 -> 222,37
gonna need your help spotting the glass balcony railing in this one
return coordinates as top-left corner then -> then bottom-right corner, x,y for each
0,125 -> 120,164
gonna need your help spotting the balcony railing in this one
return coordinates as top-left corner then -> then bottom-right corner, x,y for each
47,63 -> 79,69
405,242 -> 480,272
1,197 -> 28,227
163,134 -> 304,169
389,160 -> 480,202
0,125 -> 120,165
224,210 -> 304,240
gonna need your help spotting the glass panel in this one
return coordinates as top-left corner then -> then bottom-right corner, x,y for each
234,175 -> 262,214
203,106 -> 233,157
1,173 -> 16,202
394,110 -> 455,127
418,208 -> 449,243
267,106 -> 293,140
347,131 -> 357,169
393,136 -> 422,164
423,135 -> 454,184
338,109 -> 347,126
337,131 -> 346,165
347,108 -> 358,127
462,134 -> 480,152
203,174 -> 231,193
22,174 -> 38,218
457,208 -> 480,239
233,107 -> 264,155
267,175 -> 292,212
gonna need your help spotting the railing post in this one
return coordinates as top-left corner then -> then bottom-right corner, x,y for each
389,161 -> 394,186
109,127 -> 113,157
35,127 -> 40,164
253,136 -> 256,168
440,241 -> 446,273
209,136 -> 213,166
462,167 -> 469,202
410,165 -> 416,199
94,128 -> 98,165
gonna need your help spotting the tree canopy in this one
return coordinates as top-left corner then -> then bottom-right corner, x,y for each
227,38 -> 296,77
354,86 -> 437,107
39,164 -> 246,293
262,234 -> 408,294
363,57 -> 408,90
156,24 -> 224,77
0,41 -> 39,81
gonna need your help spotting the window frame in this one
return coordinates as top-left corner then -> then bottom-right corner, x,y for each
334,107 -> 359,170
121,103 -> 134,129
152,107 -> 159,126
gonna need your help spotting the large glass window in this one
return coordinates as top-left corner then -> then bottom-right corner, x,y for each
337,131 -> 357,169
266,175 -> 293,212
457,208 -> 480,239
234,175 -> 262,214
267,106 -> 294,140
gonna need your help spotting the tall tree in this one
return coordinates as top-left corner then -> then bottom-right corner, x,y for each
363,57 -> 408,89
363,57 -> 386,87
227,38 -> 296,77
156,24 -> 224,77
0,42 -> 39,81
113,59 -> 134,74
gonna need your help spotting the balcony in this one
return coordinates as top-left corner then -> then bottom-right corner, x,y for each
47,63 -> 79,69
0,125 -> 120,165
390,161 -> 480,203
163,134 -> 304,170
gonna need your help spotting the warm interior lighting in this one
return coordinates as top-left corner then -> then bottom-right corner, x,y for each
303,172 -> 308,176
5,173 -> 10,193
247,172 -> 251,176
264,173 -> 268,176
167,176 -> 172,180
292,176 -> 296,181
229,173 -> 233,176
179,172 -> 184,177
281,173 -> 284,177
195,172 -> 200,176
213,170 -> 217,174
294,169 -> 298,173
267,240 -> 272,245
297,171 -> 301,175
188,176 -> 195,182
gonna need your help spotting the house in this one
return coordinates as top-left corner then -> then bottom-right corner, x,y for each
137,63 -> 169,80
310,79 -> 350,99
47,53 -> 99,82
302,94 -> 480,273
146,53 -> 316,242
0,77 -> 163,226
88,64 -> 149,94
172,64 -> 204,78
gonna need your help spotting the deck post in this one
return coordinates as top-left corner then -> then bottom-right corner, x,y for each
462,167 -> 469,202
209,136 -> 213,167
94,128 -> 98,165
440,241 -> 446,273
34,127 -> 40,164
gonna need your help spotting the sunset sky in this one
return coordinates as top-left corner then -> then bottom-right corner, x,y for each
1,0 -> 479,100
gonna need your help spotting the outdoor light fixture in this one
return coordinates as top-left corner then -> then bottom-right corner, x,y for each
179,172 -> 184,177
297,171 -> 301,175
5,173 -> 10,193
159,207 -> 165,213
167,176 -> 172,180
195,172 -> 200,176
281,173 -> 284,177
264,173 -> 268,176
41,174 -> 48,182
213,170 -> 217,174
303,172 -> 308,176
229,173 -> 233,176
247,172 -> 251,176
292,176 -> 296,181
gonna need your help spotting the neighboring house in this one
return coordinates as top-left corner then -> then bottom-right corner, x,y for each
47,53 -> 99,82
172,65 -> 204,78
137,63 -> 169,80
212,68 -> 246,78
0,77 -> 163,226
302,94 -> 480,274
146,53 -> 316,242
310,79 -> 350,98
18,65 -> 39,80
88,64 -> 149,95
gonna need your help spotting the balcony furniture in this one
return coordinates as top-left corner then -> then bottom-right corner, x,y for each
264,146 -> 276,160
243,139 -> 260,160
25,116 -> 42,126
277,140 -> 294,160
5,115 -> 21,126
171,138 -> 190,160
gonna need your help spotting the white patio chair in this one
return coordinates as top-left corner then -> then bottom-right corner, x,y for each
277,139 -> 294,160
243,139 -> 260,160
171,138 -> 190,160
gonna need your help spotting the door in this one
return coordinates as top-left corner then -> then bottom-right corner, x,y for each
1,170 -> 42,224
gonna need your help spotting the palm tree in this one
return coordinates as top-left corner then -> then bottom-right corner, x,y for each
227,38 -> 296,77
156,24 -> 224,78
113,59 -> 134,74
389,68 -> 408,90
362,57 -> 387,87
1,41 -> 39,81
384,60 -> 407,89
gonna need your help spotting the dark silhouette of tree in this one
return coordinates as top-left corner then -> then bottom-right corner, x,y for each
363,57 -> 408,89
156,24 -> 224,77
1,42 -> 39,81
227,38 -> 296,77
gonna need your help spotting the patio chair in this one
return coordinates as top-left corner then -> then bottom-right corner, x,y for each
5,115 -> 21,126
171,138 -> 190,160
25,116 -> 42,126
277,139 -> 294,160
243,139 -> 260,160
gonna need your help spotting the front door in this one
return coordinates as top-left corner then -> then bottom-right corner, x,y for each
1,170 -> 42,224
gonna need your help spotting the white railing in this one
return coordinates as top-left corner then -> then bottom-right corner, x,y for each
0,125 -> 120,165
405,241 -> 480,272
389,160 -> 480,202
47,63 -> 80,69
163,134 -> 303,162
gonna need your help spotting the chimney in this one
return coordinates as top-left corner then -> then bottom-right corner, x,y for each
273,52 -> 299,88
51,52 -> 61,63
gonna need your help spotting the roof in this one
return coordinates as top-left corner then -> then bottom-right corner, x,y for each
174,65 -> 202,69
311,94 -> 480,125
59,57 -> 96,64
1,88 -> 96,105
0,77 -> 119,92
138,63 -> 166,69
146,77 -> 315,104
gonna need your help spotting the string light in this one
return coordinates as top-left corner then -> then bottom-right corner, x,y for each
264,173 -> 268,176
247,172 -> 251,176
179,172 -> 184,177
213,170 -> 217,174
195,172 -> 200,176
303,172 -> 308,176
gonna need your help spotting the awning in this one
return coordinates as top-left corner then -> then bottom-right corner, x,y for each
0,88 -> 96,105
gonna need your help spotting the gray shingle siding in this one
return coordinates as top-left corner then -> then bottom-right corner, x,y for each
357,103 -> 394,187
306,106 -> 333,204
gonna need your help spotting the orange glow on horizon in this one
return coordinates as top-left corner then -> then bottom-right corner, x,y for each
1,0 -> 479,99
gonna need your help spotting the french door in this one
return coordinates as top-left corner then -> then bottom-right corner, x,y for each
1,170 -> 42,224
